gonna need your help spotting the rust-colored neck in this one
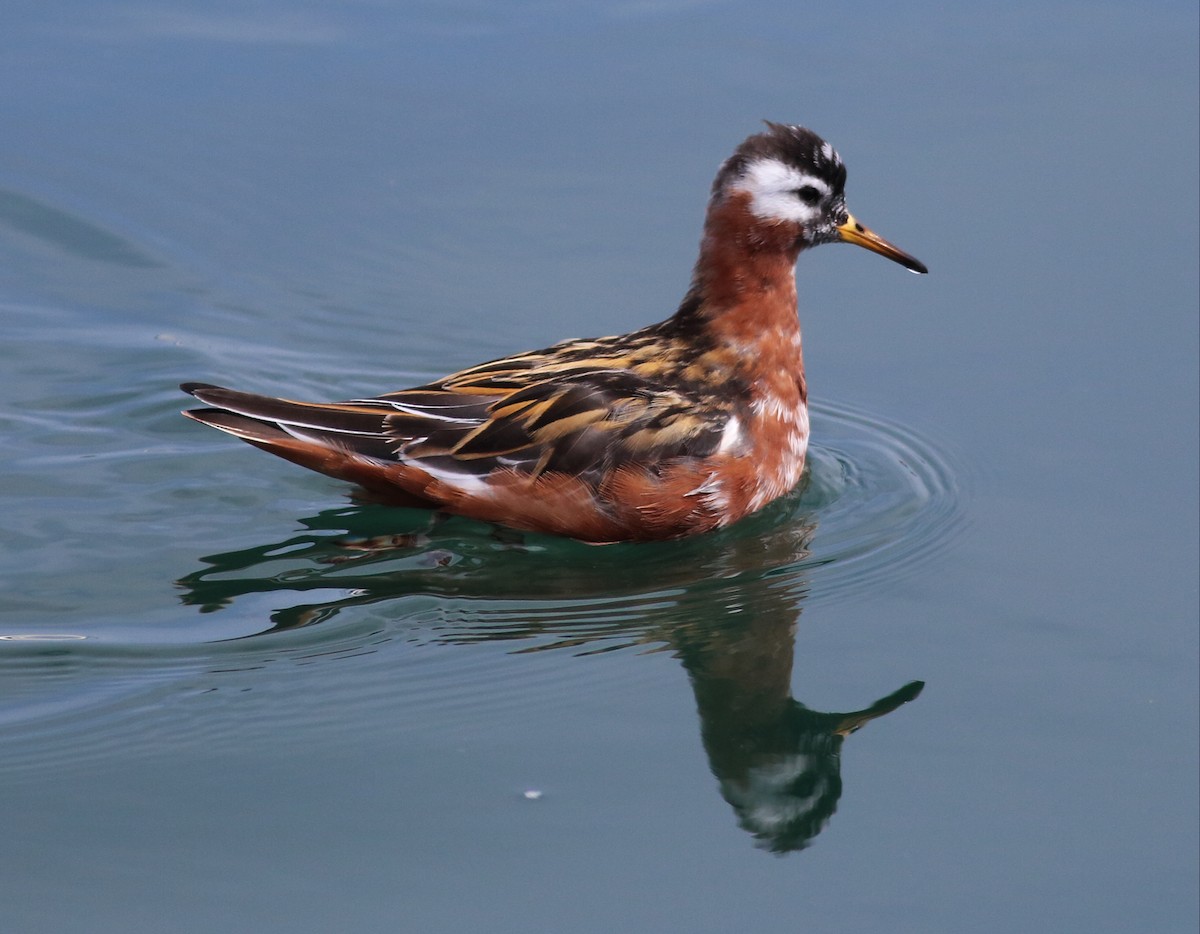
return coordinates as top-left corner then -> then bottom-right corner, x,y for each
675,192 -> 806,393
695,190 -> 802,290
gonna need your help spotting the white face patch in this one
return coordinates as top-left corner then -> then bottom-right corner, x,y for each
732,158 -> 831,227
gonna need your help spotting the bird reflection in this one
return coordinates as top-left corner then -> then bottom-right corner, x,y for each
177,498 -> 922,852
679,618 -> 922,852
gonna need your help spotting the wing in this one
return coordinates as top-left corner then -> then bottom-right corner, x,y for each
394,367 -> 729,485
182,330 -> 739,491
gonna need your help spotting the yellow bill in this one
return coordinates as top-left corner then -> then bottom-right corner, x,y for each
836,214 -> 927,274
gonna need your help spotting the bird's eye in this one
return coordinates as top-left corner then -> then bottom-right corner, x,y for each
794,185 -> 822,206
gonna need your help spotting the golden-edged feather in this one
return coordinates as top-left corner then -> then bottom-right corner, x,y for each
182,318 -> 746,494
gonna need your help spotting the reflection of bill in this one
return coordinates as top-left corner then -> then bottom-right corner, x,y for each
178,500 -> 923,853
740,682 -> 925,853
670,592 -> 923,852
716,686 -> 924,853
685,640 -> 922,853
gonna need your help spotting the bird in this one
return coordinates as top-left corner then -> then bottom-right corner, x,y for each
182,122 -> 926,543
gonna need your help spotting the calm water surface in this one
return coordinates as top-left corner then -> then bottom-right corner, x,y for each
1,3 -> 1196,933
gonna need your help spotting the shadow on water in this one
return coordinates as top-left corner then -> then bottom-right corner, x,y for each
177,494 -> 924,853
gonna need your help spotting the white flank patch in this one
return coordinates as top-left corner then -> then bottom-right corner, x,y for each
717,415 -> 743,454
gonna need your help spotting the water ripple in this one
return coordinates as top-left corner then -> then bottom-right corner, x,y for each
0,391 -> 962,768
798,397 -> 967,601
154,393 -> 965,642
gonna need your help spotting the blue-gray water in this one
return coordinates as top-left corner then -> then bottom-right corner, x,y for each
1,3 -> 1197,932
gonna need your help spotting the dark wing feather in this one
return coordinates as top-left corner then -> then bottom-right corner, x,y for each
398,365 -> 729,483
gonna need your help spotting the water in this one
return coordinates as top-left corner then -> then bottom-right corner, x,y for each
1,3 -> 1197,932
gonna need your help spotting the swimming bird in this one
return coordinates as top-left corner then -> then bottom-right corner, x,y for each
182,122 -> 926,542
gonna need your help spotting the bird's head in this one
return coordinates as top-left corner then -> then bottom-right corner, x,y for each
711,122 -> 927,274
